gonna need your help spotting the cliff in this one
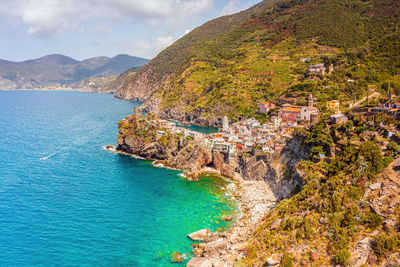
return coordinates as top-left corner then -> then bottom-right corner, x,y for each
117,114 -> 310,200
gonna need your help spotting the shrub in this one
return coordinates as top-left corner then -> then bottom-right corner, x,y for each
363,211 -> 382,230
383,156 -> 394,168
281,252 -> 294,267
335,249 -> 351,266
372,234 -> 400,258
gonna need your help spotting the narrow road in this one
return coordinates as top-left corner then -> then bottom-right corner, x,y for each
350,91 -> 380,108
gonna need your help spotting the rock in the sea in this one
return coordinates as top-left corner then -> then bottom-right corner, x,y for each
105,144 -> 114,150
221,215 -> 233,221
188,229 -> 210,241
186,257 -> 212,267
170,251 -> 183,263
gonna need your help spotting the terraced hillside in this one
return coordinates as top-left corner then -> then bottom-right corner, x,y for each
111,0 -> 400,126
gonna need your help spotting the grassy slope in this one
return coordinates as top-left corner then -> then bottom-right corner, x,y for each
114,0 -> 400,122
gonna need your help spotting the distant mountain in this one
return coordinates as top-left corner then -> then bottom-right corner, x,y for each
0,54 -> 149,90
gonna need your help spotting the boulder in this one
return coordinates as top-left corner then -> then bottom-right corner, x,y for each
186,257 -> 212,267
221,215 -> 233,221
170,251 -> 183,263
266,254 -> 280,266
188,229 -> 210,241
192,243 -> 206,257
204,239 -> 228,253
232,242 -> 248,251
369,183 -> 381,190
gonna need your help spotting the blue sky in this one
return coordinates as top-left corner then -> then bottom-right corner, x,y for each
0,0 -> 261,62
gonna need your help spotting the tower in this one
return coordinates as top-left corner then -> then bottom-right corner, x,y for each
134,105 -> 139,115
307,92 -> 314,107
388,81 -> 393,101
222,115 -> 229,131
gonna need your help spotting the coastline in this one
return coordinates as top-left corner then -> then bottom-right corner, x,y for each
106,146 -> 276,266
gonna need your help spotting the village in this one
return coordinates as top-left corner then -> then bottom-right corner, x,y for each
146,92 -> 333,158
146,80 -> 400,161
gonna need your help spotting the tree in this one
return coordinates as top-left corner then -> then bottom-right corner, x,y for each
358,141 -> 384,175
386,141 -> 399,156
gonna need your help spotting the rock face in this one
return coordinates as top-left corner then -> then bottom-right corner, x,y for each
117,116 -> 212,177
140,97 -> 222,127
238,135 -> 311,200
114,68 -> 168,102
188,229 -> 210,241
186,257 -> 212,267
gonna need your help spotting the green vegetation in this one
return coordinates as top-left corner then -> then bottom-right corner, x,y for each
113,0 -> 400,122
372,234 -> 400,258
240,115 -> 400,265
335,249 -> 351,266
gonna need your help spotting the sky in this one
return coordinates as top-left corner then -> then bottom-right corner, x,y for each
0,0 -> 261,62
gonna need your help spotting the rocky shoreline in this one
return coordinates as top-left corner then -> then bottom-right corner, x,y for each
115,114 -> 311,266
150,159 -> 280,265
186,179 -> 279,266
108,143 -> 278,266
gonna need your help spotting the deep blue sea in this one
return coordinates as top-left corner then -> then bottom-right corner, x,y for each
0,90 -> 236,266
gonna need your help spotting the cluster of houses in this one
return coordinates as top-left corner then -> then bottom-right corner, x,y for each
299,58 -> 334,77
147,93 -> 325,160
259,92 -> 321,125
150,114 -> 293,160
146,86 -> 400,161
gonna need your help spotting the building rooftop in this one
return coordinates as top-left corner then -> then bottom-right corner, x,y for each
280,106 -> 302,112
330,114 -> 347,118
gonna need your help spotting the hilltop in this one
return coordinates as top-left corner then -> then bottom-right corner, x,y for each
110,0 -> 400,126
0,54 -> 148,91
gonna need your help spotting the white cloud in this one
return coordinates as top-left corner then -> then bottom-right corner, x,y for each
118,35 -> 174,59
178,29 -> 191,39
220,0 -> 259,16
0,0 -> 214,38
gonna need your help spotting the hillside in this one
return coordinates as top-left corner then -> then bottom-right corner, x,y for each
111,0 -> 400,127
240,115 -> 400,266
0,54 -> 148,90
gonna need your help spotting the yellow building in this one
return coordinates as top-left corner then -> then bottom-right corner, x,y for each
327,100 -> 340,114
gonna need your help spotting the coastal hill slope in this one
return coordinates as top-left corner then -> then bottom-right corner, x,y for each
111,0 -> 400,126
0,54 -> 148,90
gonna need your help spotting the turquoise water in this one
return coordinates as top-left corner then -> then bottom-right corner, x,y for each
175,122 -> 218,135
0,91 -> 236,266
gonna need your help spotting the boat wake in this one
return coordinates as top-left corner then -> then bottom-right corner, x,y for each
40,145 -> 70,161
40,152 -> 57,161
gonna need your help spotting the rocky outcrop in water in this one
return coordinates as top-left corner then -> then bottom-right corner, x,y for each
117,114 -> 310,197
116,115 -> 213,178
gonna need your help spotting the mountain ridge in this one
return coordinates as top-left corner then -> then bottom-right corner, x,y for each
0,54 -> 149,90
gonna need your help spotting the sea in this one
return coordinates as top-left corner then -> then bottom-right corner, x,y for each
0,90 -> 237,266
